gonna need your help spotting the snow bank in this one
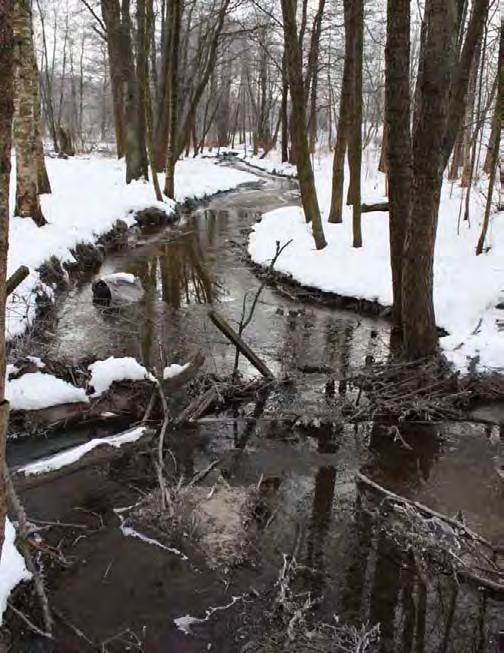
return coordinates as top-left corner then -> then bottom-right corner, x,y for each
0,518 -> 32,625
6,372 -> 88,411
18,426 -> 148,476
163,362 -> 189,380
248,155 -> 504,373
88,356 -> 155,396
7,155 -> 257,339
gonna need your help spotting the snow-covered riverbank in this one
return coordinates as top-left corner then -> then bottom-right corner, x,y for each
248,153 -> 504,373
7,155 -> 257,339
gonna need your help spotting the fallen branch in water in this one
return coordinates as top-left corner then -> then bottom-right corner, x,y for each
358,472 -> 504,597
208,309 -> 274,378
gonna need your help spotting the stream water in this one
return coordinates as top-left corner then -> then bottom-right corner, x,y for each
9,165 -> 504,652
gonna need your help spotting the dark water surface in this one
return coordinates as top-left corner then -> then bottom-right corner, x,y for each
10,167 -> 504,652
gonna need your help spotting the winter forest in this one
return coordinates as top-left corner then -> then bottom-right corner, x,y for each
0,0 -> 503,650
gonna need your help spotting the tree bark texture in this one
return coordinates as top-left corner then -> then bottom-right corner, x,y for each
0,0 -> 15,556
385,0 -> 412,329
101,0 -> 125,158
347,0 -> 364,247
164,0 -> 182,198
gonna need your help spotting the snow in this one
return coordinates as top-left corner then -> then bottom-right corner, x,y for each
163,362 -> 189,380
0,518 -> 32,626
101,272 -> 137,284
88,356 -> 156,396
18,426 -> 148,476
174,595 -> 244,635
7,155 -> 257,339
26,356 -> 45,368
248,153 -> 504,373
6,372 -> 89,411
118,517 -> 188,560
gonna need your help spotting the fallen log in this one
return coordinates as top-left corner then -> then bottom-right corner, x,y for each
361,202 -> 389,213
7,265 -> 30,296
208,309 -> 274,378
12,426 -> 155,491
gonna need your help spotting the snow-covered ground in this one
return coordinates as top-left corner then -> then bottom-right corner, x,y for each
248,153 -> 504,373
7,155 -> 257,339
214,145 -> 297,177
0,519 -> 31,625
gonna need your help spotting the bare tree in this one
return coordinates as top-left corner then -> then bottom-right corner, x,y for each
280,0 -> 326,250
385,0 -> 412,329
0,0 -> 15,554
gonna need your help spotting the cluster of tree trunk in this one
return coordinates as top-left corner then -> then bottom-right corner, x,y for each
385,0 -> 490,358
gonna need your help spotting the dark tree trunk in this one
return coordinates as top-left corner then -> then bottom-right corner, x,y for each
281,52 -> 289,163
402,0 -> 458,359
164,0 -> 182,198
328,0 -> 352,224
347,0 -> 364,247
402,0 -> 488,359
280,0 -> 326,250
153,0 -> 171,171
483,72 -> 501,175
101,0 -> 125,158
0,0 -> 14,555
122,0 -> 148,183
385,0 -> 412,330
476,19 -> 503,255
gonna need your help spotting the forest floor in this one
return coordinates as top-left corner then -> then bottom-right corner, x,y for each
241,147 -> 504,374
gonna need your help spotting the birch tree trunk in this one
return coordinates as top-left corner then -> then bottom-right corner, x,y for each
13,0 -> 46,226
0,0 -> 15,554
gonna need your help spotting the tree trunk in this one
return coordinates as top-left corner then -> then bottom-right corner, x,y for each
101,0 -> 125,158
347,0 -> 364,247
328,0 -> 352,224
144,0 -> 163,202
401,0 -> 488,359
13,0 -> 46,226
385,0 -> 412,330
281,53 -> 289,163
164,0 -> 182,199
460,39 -> 482,187
402,0 -> 458,359
32,49 -> 50,193
0,0 -> 14,555
483,73 -> 501,175
280,0 -> 326,250
476,19 -> 503,255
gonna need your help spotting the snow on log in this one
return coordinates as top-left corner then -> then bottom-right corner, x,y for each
12,426 -> 155,490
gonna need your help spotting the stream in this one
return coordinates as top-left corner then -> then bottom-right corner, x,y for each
8,165 -> 504,652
